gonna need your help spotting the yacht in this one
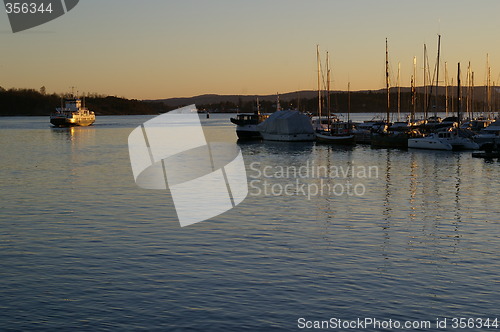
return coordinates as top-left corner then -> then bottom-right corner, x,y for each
408,128 -> 479,151
474,120 -> 500,149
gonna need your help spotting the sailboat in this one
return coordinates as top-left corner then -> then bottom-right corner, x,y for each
461,55 -> 496,132
409,63 -> 479,150
314,46 -> 355,145
371,39 -> 418,148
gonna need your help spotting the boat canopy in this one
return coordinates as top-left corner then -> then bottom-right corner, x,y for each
257,110 -> 314,135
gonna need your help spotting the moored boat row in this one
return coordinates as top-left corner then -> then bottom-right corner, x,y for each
230,38 -> 498,152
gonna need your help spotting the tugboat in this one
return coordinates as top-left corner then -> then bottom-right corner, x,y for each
50,96 -> 95,127
230,99 -> 268,139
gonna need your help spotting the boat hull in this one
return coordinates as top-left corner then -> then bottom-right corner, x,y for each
371,133 -> 409,148
352,131 -> 372,144
260,132 -> 315,142
235,125 -> 262,140
50,117 -> 95,127
408,133 -> 479,151
315,133 -> 356,145
472,151 -> 500,158
408,138 -> 453,151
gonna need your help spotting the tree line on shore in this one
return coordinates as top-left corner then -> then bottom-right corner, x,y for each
1,86 -> 496,116
197,89 -> 493,116
0,87 -> 172,116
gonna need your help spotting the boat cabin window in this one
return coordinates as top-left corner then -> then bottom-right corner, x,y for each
438,132 -> 451,138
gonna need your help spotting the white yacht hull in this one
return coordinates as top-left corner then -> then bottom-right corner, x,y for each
408,138 -> 453,151
315,133 -> 355,144
409,135 -> 479,151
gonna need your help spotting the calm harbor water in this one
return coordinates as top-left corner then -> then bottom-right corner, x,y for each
1,114 -> 499,331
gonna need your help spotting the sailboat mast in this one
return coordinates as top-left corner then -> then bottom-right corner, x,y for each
457,62 -> 462,126
472,71 -> 475,119
451,77 -> 454,116
423,44 -> 428,119
397,62 -> 401,122
466,62 -> 471,119
412,56 -> 417,123
445,61 -> 449,116
386,38 -> 390,125
327,51 -> 331,131
348,81 -> 351,132
317,45 -> 322,120
487,54 -> 492,117
434,34 -> 441,118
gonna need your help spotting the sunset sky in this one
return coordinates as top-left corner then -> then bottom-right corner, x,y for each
1,0 -> 499,100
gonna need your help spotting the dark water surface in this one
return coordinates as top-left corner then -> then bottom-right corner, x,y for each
1,115 -> 499,331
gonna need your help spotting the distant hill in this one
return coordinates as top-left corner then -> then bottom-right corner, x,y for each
148,90 -> 320,108
150,86 -> 499,114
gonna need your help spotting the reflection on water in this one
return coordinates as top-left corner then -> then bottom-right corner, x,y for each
1,115 -> 500,330
51,126 -> 96,143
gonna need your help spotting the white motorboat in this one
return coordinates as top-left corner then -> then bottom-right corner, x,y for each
409,128 -> 479,151
473,120 -> 500,149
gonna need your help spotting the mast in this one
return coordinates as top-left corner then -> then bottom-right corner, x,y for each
451,77 -> 454,116
317,45 -> 322,120
386,38 -> 390,125
326,51 -> 331,132
434,34 -> 441,118
423,44 -> 428,119
457,62 -> 462,126
487,54 -> 492,118
412,56 -> 416,123
471,71 -> 475,119
445,61 -> 449,116
348,81 -> 351,133
397,62 -> 401,122
466,62 -> 471,119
